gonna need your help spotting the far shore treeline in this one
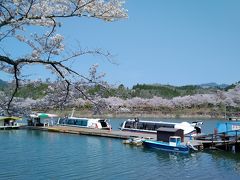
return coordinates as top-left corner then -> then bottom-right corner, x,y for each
0,79 -> 240,118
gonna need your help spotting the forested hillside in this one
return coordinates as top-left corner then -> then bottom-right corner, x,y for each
0,79 -> 239,118
0,79 -> 238,99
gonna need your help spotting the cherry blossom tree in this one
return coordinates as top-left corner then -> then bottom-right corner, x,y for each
99,85 -> 240,115
0,0 -> 127,114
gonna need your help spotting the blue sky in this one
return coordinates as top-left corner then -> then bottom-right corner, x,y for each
2,0 -> 240,87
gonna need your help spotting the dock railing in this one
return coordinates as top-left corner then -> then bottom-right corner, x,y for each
195,129 -> 240,151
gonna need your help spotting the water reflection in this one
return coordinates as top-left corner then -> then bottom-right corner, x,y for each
206,150 -> 240,175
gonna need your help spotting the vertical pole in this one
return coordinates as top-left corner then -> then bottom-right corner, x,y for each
236,130 -> 238,152
223,132 -> 227,151
211,134 -> 213,148
236,130 -> 238,144
71,108 -> 75,117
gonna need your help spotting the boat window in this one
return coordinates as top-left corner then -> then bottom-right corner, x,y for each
155,123 -> 174,129
75,120 -> 82,126
166,124 -> 174,128
155,123 -> 162,130
176,138 -> 181,145
137,122 -> 144,129
99,121 -> 108,128
75,120 -> 88,126
82,120 -> 88,126
58,118 -> 66,124
67,119 -> 75,125
125,121 -> 134,128
170,138 -> 176,143
146,123 -> 155,130
141,123 -> 147,130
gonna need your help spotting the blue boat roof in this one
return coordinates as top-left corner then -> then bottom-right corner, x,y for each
217,122 -> 240,135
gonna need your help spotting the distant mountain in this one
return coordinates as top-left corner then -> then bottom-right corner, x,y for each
224,81 -> 240,91
199,83 -> 229,89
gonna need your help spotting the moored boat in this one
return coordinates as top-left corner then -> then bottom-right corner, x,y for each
57,116 -> 111,130
119,118 -> 202,136
0,116 -> 22,130
122,137 -> 144,146
28,113 -> 59,126
142,136 -> 190,154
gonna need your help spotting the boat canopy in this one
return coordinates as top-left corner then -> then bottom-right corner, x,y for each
30,113 -> 58,118
0,116 -> 21,121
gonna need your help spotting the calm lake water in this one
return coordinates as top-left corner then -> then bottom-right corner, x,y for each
1,118 -> 240,180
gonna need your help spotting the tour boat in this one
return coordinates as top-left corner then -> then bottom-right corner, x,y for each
57,116 -> 111,130
0,116 -> 22,130
142,136 -> 190,154
28,113 -> 59,126
119,118 -> 202,136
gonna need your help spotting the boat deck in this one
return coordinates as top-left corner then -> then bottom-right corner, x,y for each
0,126 -> 21,130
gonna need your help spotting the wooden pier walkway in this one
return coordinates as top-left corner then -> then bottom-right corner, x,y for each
26,125 -> 156,140
25,126 -> 204,149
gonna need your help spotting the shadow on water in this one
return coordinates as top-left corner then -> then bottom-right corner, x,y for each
201,150 -> 240,176
26,129 -> 43,136
141,146 -> 192,160
206,149 -> 240,163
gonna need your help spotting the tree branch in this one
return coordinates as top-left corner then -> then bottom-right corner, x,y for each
6,64 -> 19,114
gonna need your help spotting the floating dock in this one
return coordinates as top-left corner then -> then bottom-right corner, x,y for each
25,126 -> 203,150
26,125 -> 156,140
23,126 -> 240,152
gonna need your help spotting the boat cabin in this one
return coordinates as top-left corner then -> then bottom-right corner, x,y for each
121,120 -> 175,131
157,128 -> 184,142
120,119 -> 201,136
27,113 -> 58,126
0,116 -> 21,129
57,117 -> 111,130
169,136 -> 181,147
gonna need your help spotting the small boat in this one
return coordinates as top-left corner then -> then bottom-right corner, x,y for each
119,118 -> 202,136
122,137 -> 144,146
57,116 -> 111,130
142,136 -> 190,154
28,113 -> 59,126
0,116 -> 22,130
